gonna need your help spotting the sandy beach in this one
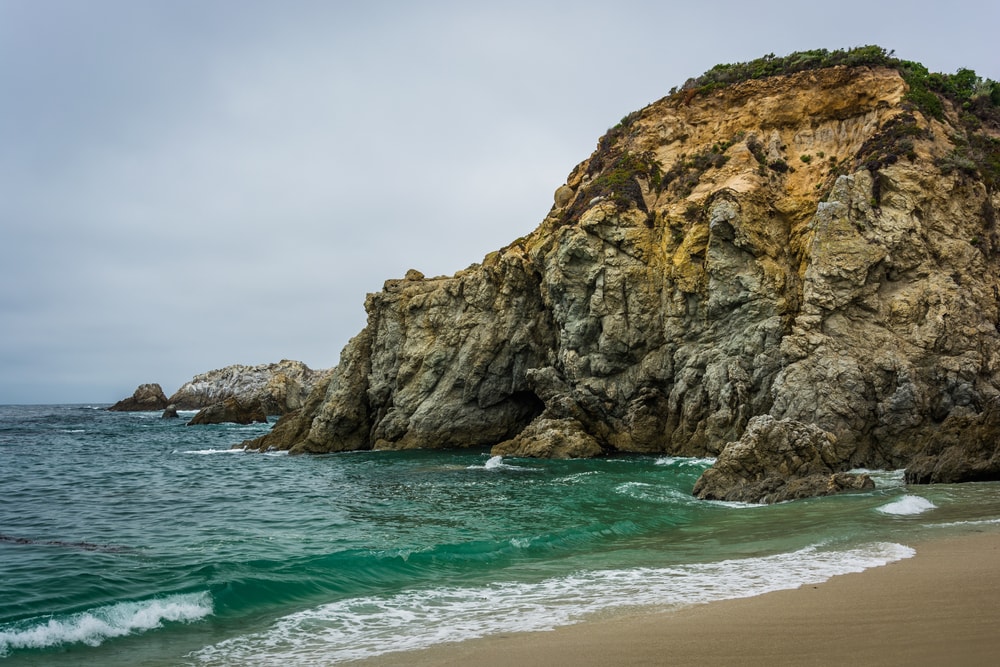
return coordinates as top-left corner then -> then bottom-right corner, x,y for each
356,529 -> 1000,667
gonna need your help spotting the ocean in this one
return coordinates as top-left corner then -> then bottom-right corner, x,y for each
2,404 -> 999,665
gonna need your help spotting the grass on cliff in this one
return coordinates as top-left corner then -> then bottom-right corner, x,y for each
678,45 -> 1000,127
562,149 -> 662,223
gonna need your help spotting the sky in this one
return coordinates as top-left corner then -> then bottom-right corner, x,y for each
1,0 -> 997,404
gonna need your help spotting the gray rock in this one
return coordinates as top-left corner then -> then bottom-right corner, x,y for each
169,360 -> 330,414
905,398 -> 1000,483
692,415 -> 874,504
554,184 -> 575,208
187,397 -> 268,426
108,384 -> 169,412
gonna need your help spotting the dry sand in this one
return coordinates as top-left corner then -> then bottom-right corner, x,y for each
355,530 -> 1000,667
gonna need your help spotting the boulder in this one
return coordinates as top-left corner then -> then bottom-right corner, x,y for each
554,184 -> 575,208
905,398 -> 1000,483
692,415 -> 874,504
161,404 -> 179,419
492,417 -> 604,459
108,383 -> 169,412
187,397 -> 268,426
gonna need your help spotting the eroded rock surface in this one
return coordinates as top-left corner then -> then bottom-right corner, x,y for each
692,415 -> 874,503
905,397 -> 1000,483
187,397 -> 268,426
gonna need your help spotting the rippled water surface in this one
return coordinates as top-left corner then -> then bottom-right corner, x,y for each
2,405 -> 999,665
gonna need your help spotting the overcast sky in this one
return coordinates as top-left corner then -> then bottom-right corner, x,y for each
1,0 -> 997,404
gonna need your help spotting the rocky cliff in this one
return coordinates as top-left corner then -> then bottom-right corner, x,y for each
243,50 -> 1000,490
169,360 -> 330,415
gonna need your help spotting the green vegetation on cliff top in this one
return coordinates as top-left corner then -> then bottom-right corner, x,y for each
569,47 -> 1000,227
678,45 -> 1000,124
593,47 -> 1000,204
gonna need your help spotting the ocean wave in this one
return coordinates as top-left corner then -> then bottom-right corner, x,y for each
876,495 -> 937,516
553,471 -> 600,484
654,456 -> 717,468
177,448 -> 246,455
614,481 -> 694,504
466,455 -> 534,472
930,517 -> 1000,528
190,542 -> 913,666
850,468 -> 906,488
0,592 -> 212,656
701,498 -> 770,510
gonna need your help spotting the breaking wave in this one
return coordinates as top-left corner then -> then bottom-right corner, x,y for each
191,542 -> 913,665
0,592 -> 213,656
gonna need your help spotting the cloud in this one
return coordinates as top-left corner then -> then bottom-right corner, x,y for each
1,0 -> 998,403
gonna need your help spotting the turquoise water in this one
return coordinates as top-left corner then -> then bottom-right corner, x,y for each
2,404 -> 999,665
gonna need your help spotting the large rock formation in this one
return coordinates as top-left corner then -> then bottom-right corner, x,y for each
169,360 -> 330,415
108,383 -> 169,412
242,51 -> 1000,498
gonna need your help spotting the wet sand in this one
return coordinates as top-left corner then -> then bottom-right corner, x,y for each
355,530 -> 1000,667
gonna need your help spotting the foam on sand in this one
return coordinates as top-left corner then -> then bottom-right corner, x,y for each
191,542 -> 913,666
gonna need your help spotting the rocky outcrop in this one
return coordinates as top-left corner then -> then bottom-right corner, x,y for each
161,404 -> 179,419
691,415 -> 874,503
904,397 -> 1000,483
187,397 -> 268,426
108,384 -> 169,412
169,360 -> 330,415
242,55 -> 1000,496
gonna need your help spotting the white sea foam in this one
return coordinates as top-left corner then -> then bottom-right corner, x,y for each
876,495 -> 937,516
614,481 -> 694,504
931,517 -> 1000,529
851,468 -> 906,488
702,499 -> 771,509
467,455 -> 533,472
554,471 -> 600,485
179,448 -> 246,455
262,450 -> 289,457
0,592 -> 212,656
190,542 -> 913,666
654,456 -> 717,467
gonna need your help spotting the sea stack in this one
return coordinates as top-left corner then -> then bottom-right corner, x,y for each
242,48 -> 1000,499
108,383 -> 170,412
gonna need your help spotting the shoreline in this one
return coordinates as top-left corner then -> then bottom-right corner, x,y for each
354,528 -> 1000,667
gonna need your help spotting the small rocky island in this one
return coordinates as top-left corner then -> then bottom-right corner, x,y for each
108,383 -> 171,412
110,360 -> 330,425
